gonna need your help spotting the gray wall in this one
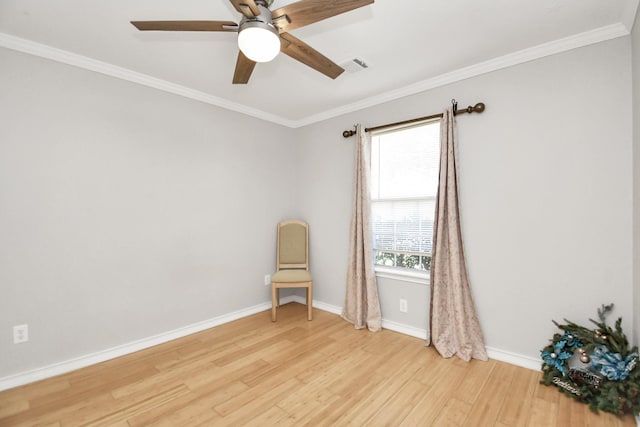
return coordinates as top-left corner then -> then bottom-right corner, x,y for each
633,6 -> 640,349
1,32 -> 636,379
297,37 -> 633,359
0,47 -> 298,377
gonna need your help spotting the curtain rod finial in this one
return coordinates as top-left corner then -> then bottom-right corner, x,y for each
461,102 -> 486,114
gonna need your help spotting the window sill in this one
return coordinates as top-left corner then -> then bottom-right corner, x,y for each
374,266 -> 430,286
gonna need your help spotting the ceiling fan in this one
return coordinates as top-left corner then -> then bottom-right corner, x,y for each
131,0 -> 374,84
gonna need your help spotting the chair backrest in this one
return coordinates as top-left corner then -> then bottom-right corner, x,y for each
277,220 -> 309,271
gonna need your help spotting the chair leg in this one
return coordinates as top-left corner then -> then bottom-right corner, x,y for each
271,284 -> 277,322
307,285 -> 313,321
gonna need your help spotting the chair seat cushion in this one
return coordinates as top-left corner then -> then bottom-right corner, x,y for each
272,269 -> 312,283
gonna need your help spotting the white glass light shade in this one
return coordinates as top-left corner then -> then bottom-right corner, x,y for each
238,24 -> 280,63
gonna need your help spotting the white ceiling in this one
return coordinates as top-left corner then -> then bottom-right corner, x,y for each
0,0 -> 638,127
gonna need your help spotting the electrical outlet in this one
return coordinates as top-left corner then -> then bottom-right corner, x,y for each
399,299 -> 408,313
264,274 -> 271,286
13,324 -> 28,344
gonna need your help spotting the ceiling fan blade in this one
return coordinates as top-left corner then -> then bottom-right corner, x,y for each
271,0 -> 373,32
233,51 -> 257,84
229,0 -> 261,18
279,33 -> 344,79
131,21 -> 238,32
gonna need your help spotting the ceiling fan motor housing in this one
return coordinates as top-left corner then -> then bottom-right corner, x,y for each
239,3 -> 275,29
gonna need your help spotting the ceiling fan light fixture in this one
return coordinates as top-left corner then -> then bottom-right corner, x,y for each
238,22 -> 280,63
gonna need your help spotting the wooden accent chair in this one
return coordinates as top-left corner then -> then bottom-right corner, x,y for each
271,220 -> 313,322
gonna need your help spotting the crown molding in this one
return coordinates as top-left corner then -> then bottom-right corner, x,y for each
0,32 -> 296,128
0,22 -> 630,129
293,22 -> 630,128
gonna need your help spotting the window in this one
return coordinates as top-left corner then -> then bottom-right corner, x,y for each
370,119 -> 440,274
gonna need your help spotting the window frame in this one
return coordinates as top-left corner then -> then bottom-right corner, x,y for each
369,119 -> 440,285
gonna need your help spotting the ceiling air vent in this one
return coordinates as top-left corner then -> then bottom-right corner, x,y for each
341,57 -> 370,73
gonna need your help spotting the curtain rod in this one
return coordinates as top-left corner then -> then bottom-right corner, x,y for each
341,101 -> 486,138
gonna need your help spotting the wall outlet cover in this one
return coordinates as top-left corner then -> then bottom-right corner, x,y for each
13,324 -> 29,344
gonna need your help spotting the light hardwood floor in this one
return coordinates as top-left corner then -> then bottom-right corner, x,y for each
0,303 -> 637,426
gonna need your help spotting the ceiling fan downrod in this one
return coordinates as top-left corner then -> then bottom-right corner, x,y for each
254,0 -> 274,7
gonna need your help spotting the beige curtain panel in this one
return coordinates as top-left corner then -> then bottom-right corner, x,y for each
429,107 -> 488,362
342,124 -> 382,332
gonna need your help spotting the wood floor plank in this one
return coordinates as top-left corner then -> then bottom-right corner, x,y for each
241,346 -> 332,388
0,378 -> 70,406
337,345 -> 428,423
463,361 -> 519,426
141,400 -> 222,426
213,377 -> 301,425
399,361 -> 471,426
431,397 -> 472,426
73,384 -> 191,426
296,348 -> 373,394
28,364 -> 158,412
496,363 -> 538,427
0,303 -> 637,427
0,390 -> 115,427
153,340 -> 239,371
125,385 -> 236,427
110,349 -> 224,400
370,379 -> 435,425
534,374 -> 561,404
240,405 -> 290,427
556,391 -> 588,427
275,381 -> 340,425
183,358 -> 270,391
528,396 -> 559,426
446,357 -> 496,405
0,398 -> 29,419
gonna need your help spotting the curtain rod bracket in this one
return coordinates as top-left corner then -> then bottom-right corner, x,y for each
342,126 -> 357,138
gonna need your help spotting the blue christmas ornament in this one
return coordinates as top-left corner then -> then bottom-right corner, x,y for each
541,340 -> 572,376
561,332 -> 582,349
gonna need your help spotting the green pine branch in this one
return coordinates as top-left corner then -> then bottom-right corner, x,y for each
540,304 -> 640,416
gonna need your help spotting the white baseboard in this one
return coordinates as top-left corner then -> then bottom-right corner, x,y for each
306,298 -> 341,315
290,296 -> 541,370
304,298 -> 430,340
1,296 -> 541,392
486,347 -> 541,371
0,300 -> 283,392
381,319 -> 428,341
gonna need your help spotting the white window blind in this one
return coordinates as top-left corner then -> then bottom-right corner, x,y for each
371,120 -> 440,271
